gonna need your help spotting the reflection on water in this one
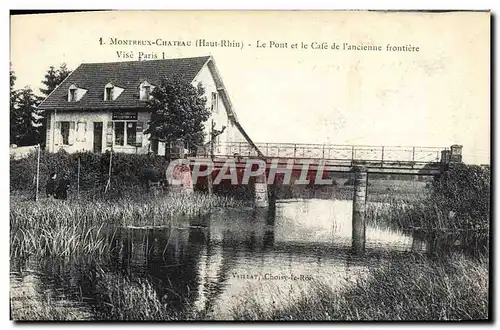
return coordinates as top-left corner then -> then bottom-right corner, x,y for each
11,199 -> 487,320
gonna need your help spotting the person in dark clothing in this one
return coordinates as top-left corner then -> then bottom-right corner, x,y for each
55,175 -> 70,200
46,172 -> 57,198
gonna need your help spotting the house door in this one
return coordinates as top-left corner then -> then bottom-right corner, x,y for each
93,122 -> 103,153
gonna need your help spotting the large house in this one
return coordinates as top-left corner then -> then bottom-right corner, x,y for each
38,56 -> 253,156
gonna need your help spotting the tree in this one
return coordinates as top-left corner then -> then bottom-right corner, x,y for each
10,65 -> 16,93
38,64 -> 72,148
40,63 -> 72,96
145,77 -> 211,152
10,68 -> 19,145
10,86 -> 43,146
10,67 -> 18,118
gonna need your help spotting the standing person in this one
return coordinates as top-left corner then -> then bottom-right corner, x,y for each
46,172 -> 57,198
55,174 -> 70,200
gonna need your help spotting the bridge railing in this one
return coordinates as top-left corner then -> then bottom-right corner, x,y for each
207,142 -> 448,164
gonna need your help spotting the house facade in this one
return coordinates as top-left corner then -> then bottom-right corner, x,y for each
38,56 -> 250,156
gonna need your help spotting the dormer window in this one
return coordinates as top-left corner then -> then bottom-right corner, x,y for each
104,83 -> 114,101
105,87 -> 113,101
103,83 -> 123,101
68,84 -> 77,102
140,81 -> 154,101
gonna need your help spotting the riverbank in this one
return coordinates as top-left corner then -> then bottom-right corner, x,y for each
11,252 -> 488,321
231,253 -> 489,321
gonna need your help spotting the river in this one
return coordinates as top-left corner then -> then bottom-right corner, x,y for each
10,198 -> 484,320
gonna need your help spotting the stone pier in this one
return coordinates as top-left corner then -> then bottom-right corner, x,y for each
254,174 -> 269,208
352,166 -> 368,253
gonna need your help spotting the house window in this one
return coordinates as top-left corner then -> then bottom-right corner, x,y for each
69,88 -> 77,102
105,87 -> 113,101
113,121 -> 138,146
114,122 -> 125,146
126,122 -> 137,146
211,92 -> 219,113
61,121 -> 70,145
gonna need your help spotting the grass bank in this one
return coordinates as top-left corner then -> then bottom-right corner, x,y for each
10,192 -> 243,261
232,254 -> 489,321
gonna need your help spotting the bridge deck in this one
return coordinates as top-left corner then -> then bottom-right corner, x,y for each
192,142 -> 448,175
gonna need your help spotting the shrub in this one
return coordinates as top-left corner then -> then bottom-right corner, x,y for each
432,163 -> 490,224
10,150 -> 168,194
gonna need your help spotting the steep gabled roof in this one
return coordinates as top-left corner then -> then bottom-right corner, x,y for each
38,55 -> 263,156
38,56 -> 211,111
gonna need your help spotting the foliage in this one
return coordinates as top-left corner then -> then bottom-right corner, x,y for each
39,63 -> 72,96
10,68 -> 19,139
432,163 -> 490,224
367,164 -> 490,232
10,64 -> 72,147
10,150 -> 168,195
10,86 -> 43,146
145,76 -> 211,147
10,65 -> 16,93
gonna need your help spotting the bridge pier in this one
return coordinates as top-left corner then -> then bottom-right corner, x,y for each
254,174 -> 269,208
352,166 -> 368,253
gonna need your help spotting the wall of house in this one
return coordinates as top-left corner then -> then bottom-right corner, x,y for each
46,110 -> 152,154
45,62 -> 252,157
192,63 -> 248,156
192,64 -> 230,145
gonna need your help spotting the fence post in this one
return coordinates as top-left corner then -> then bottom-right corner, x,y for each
412,147 -> 415,162
105,150 -> 113,193
35,144 -> 40,202
77,157 -> 81,199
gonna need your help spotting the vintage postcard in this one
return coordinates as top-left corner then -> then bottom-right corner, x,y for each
9,10 -> 490,321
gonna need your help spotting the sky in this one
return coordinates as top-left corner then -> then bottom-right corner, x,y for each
10,11 -> 490,164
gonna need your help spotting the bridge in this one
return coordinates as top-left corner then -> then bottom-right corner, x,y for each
171,140 -> 464,253
191,142 -> 462,175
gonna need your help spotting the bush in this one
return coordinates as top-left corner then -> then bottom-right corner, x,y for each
432,163 -> 490,224
10,150 -> 168,194
367,163 -> 490,232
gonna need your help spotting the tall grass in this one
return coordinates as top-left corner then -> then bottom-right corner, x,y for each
90,271 -> 192,321
10,192 -> 243,261
232,254 -> 489,321
10,269 -> 193,321
367,200 -> 489,232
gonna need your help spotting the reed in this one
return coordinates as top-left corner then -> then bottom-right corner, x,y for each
10,192 -> 243,261
232,253 -> 489,321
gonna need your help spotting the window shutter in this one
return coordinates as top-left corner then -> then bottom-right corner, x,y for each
55,122 -> 62,145
76,122 -> 87,142
106,121 -> 113,147
68,122 -> 76,145
136,122 -> 144,147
